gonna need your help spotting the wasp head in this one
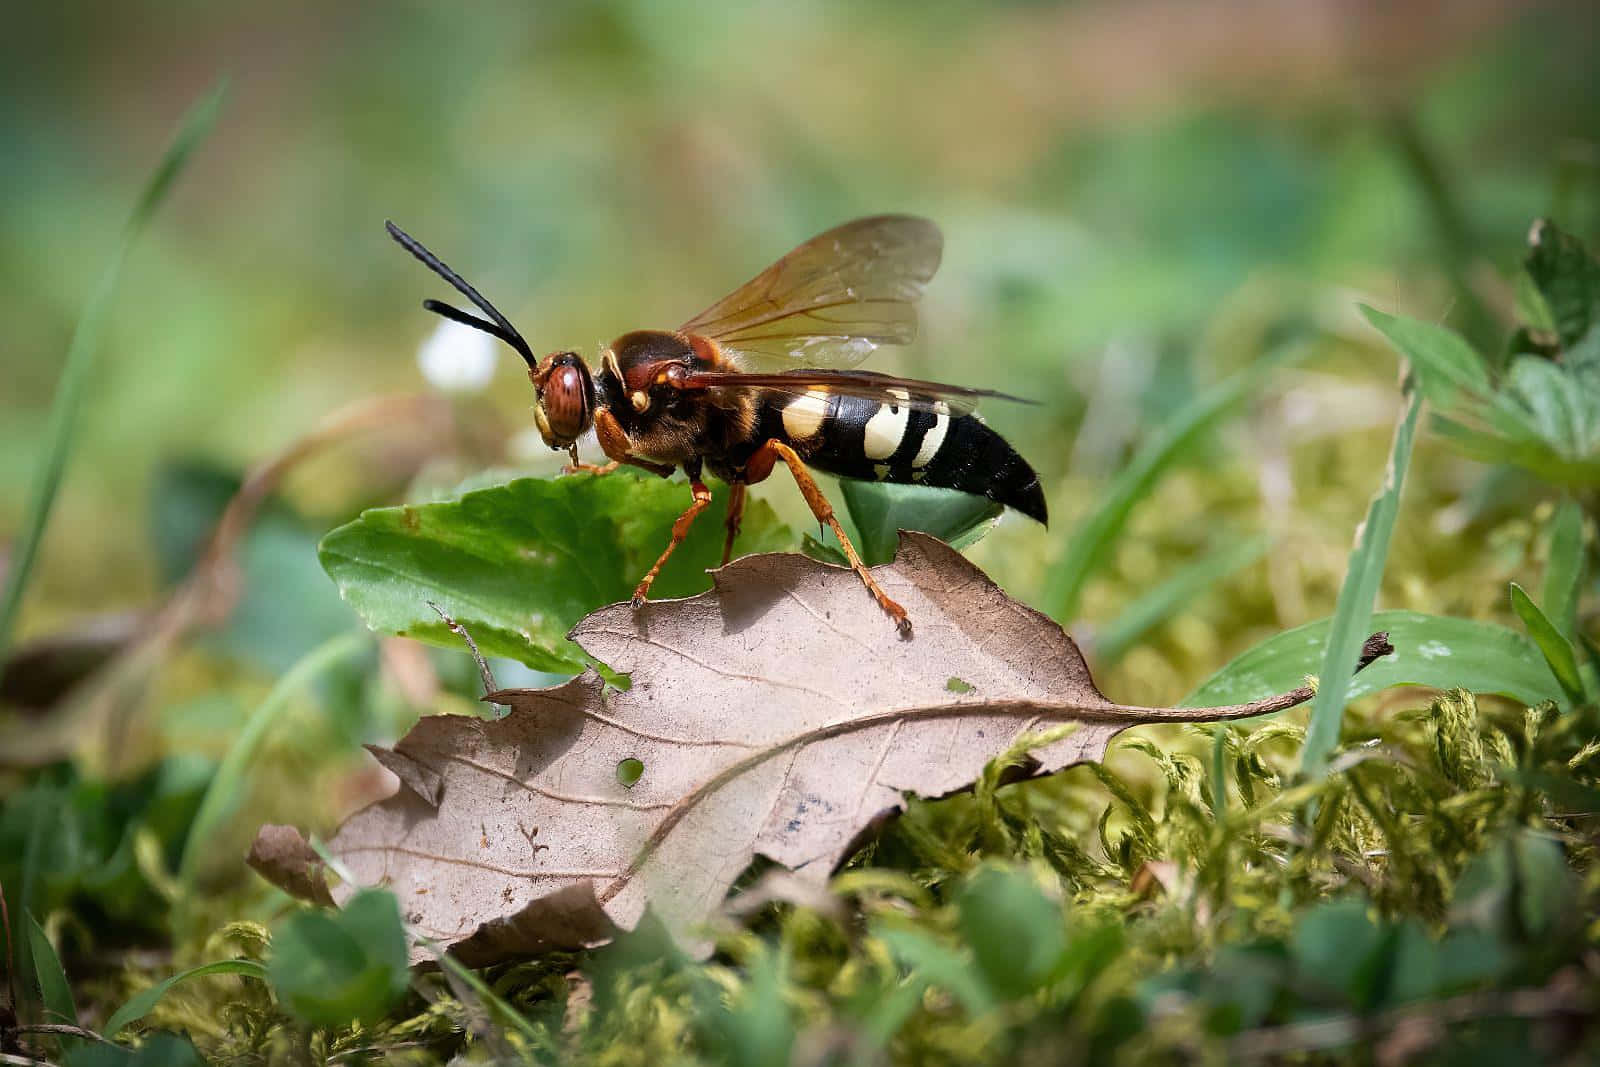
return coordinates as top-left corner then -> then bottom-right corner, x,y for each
387,221 -> 592,446
530,351 -> 595,449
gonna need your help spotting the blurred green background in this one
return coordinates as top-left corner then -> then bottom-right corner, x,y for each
1,0 -> 1596,740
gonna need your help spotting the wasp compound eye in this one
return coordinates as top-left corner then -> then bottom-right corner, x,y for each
538,360 -> 594,446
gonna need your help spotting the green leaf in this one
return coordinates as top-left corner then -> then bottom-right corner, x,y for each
956,865 -> 1066,997
838,480 -> 1002,566
65,1034 -> 207,1067
268,888 -> 410,1027
1514,269 -> 1558,334
1299,382 -> 1420,779
1095,535 -> 1269,663
1503,357 -> 1586,457
874,925 -> 996,1017
702,946 -> 796,1067
1451,830 -> 1575,943
103,959 -> 268,1036
1041,344 -> 1301,621
1197,944 -> 1290,1031
1524,218 -> 1600,351
180,632 -> 370,886
1432,414 -> 1600,487
0,83 -> 223,661
1289,897 -> 1384,1008
26,911 -> 77,1029
1183,610 -> 1563,711
799,531 -> 848,567
1542,497 -> 1586,638
1359,305 -> 1490,410
319,474 -> 792,672
1509,582 -> 1586,707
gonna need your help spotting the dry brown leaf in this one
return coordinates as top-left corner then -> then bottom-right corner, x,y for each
251,532 -> 1390,963
247,824 -> 336,908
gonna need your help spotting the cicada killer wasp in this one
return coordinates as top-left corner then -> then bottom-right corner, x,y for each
386,216 -> 1046,634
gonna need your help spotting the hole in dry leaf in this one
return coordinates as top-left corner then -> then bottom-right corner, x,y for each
616,757 -> 644,787
946,676 -> 974,693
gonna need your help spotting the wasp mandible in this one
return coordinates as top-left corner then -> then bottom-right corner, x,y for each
386,216 -> 1047,634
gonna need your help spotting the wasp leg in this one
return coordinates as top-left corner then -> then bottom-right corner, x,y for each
745,440 -> 910,635
563,445 -> 621,477
721,482 -> 746,566
581,407 -> 675,479
632,478 -> 714,607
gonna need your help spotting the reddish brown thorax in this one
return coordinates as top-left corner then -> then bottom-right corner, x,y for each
530,351 -> 594,448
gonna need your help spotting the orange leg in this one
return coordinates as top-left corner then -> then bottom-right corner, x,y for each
745,440 -> 910,635
632,479 -> 714,606
563,445 -> 620,477
721,482 -> 746,566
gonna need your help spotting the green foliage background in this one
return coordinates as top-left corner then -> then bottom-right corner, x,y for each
2,1 -> 1599,1063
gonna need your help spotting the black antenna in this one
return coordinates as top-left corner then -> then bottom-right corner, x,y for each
420,297 -> 518,346
385,220 -> 538,369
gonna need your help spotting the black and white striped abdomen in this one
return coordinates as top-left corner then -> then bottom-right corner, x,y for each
761,389 -> 1047,524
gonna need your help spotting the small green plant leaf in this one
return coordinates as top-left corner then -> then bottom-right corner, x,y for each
800,531 -> 849,566
1503,357 -> 1586,457
1042,344 -> 1301,621
701,946 -> 797,1067
1451,830 -> 1575,943
1542,497 -> 1585,638
103,959 -> 269,1036
1508,582 -> 1586,706
267,888 -> 410,1027
957,865 -> 1065,997
1524,218 -> 1600,352
1299,381 -> 1420,779
64,1033 -> 207,1067
1184,610 -> 1562,710
25,911 -> 77,1029
874,925 -> 996,1016
839,480 -> 1002,565
1289,897 -> 1385,1008
319,474 -> 792,672
1432,414 -> 1600,486
1359,305 -> 1490,409
1514,269 -> 1558,335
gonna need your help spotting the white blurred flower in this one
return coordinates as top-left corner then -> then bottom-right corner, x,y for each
417,319 -> 498,393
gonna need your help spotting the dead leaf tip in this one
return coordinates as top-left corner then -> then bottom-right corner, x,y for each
1357,631 -> 1395,671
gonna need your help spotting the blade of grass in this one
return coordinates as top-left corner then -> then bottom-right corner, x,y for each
1209,728 -> 1228,820
421,939 -> 544,1043
1298,370 -> 1421,780
1509,582 -> 1587,707
178,630 -> 368,887
10,789 -> 60,1028
25,912 -> 77,1031
1094,535 -> 1269,663
103,959 -> 268,1037
0,82 -> 225,662
1040,343 -> 1303,622
1542,496 -> 1585,639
